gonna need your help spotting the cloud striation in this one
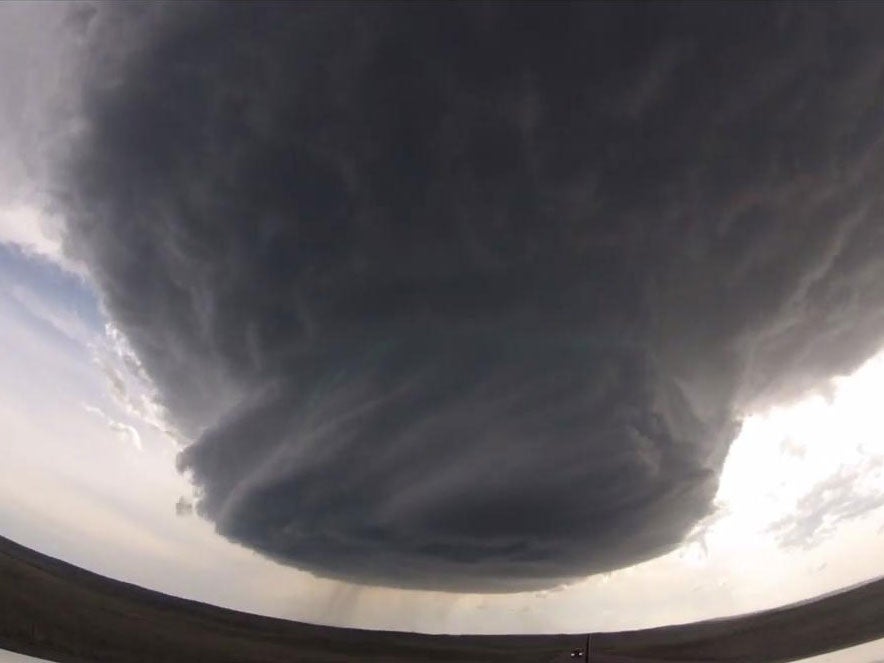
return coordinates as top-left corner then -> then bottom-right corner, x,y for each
58,3 -> 884,591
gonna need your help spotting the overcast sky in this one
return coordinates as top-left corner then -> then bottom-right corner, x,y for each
1,2 -> 884,658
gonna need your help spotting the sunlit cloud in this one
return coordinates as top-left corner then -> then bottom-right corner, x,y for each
83,403 -> 142,451
711,351 -> 884,551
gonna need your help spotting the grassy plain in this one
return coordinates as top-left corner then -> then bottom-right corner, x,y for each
1,535 -> 882,662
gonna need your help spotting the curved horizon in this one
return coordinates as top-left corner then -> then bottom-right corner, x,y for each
3,534 -> 883,662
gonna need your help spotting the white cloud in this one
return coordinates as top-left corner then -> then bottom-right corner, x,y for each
91,323 -> 180,445
0,203 -> 83,275
83,403 -> 142,451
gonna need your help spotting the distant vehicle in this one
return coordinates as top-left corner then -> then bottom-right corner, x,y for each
570,649 -> 583,658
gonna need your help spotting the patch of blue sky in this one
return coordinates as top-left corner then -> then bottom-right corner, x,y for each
0,242 -> 103,346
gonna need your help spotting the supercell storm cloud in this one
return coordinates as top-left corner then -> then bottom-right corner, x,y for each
58,3 -> 884,591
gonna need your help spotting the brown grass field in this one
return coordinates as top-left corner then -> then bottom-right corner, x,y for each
1,534 -> 882,662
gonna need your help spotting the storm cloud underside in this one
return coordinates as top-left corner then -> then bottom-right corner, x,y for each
59,4 -> 884,591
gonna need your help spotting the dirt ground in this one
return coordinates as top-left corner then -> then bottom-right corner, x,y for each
1,534 -> 882,662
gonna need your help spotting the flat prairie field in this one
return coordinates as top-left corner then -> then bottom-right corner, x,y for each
1,535 -> 882,662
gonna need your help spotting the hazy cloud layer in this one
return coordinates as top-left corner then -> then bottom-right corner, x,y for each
58,4 -> 884,590
769,462 -> 884,549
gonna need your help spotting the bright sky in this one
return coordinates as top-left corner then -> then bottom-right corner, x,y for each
1,3 -> 883,661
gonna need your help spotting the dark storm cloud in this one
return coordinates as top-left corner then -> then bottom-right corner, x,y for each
59,3 -> 884,590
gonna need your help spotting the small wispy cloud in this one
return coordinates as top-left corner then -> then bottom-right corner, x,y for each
90,322 -> 180,446
83,403 -> 142,451
175,496 -> 194,516
768,461 -> 884,549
